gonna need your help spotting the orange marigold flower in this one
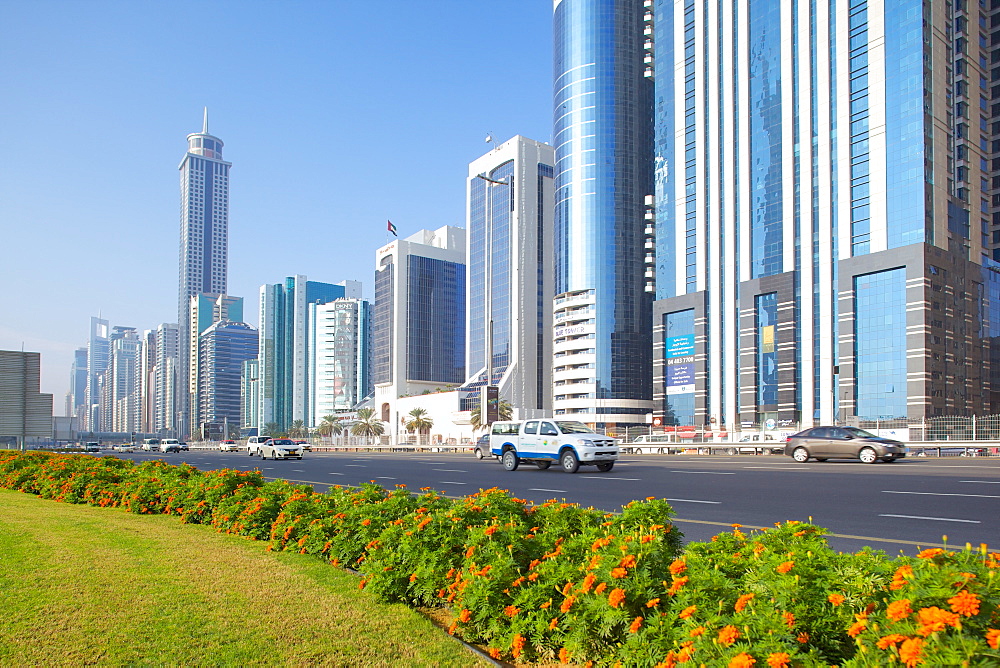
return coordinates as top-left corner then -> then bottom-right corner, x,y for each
595,582 -> 607,595
581,573 -> 597,593
562,581 -> 574,595
408,573 -> 418,583
361,519 -> 371,526
447,621 -> 457,635
796,632 -> 809,643
776,561 -> 794,574
540,600 -> 551,609
916,548 -> 944,559
560,595 -> 577,613
559,647 -> 571,664
828,593 -> 845,606
511,633 -> 525,658
668,576 -> 689,595
766,653 -> 790,668
782,611 -> 795,629
678,605 -> 696,619
732,523 -> 743,529
717,625 -> 740,646
646,598 -> 661,608
464,546 -> 475,558
528,572 -> 539,581
484,525 -> 499,536
948,589 -> 980,617
488,648 -> 501,659
503,605 -> 520,617
669,558 -> 687,575
612,567 -> 628,578
549,617 -> 559,630
916,606 -> 960,636
847,621 -> 867,638
987,628 -> 1000,649
608,587 -> 626,608
629,616 -> 644,633
734,593 -> 755,612
898,637 -> 924,667
459,609 -> 471,623
690,626 -> 706,637
886,599 -> 912,622
641,535 -> 655,544
876,634 -> 908,650
728,653 -> 755,668
620,554 -> 638,568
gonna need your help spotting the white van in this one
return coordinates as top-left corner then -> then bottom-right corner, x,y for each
245,435 -> 270,456
489,419 -> 618,473
628,434 -> 686,454
142,438 -> 160,452
159,439 -> 181,453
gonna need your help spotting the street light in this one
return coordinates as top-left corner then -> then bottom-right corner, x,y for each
476,171 -> 510,424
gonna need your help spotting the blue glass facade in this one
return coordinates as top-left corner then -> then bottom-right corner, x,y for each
199,321 -> 258,427
847,0 -> 872,256
553,0 -> 653,401
749,0 -> 783,278
468,160 -> 513,384
406,256 -> 466,384
373,261 -> 393,385
854,268 -> 907,419
653,0 -> 676,300
756,293 -> 778,406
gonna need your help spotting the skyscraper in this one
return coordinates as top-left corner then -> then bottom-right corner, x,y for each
465,136 -> 555,417
177,109 -> 231,436
552,0 -> 655,428
187,293 -> 243,430
153,323 -> 179,434
83,316 -> 109,432
198,320 -> 258,436
67,346 -> 87,419
309,298 -> 373,421
650,0 -> 1000,429
258,276 -> 362,431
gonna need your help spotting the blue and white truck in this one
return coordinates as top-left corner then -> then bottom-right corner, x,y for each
489,419 -> 619,473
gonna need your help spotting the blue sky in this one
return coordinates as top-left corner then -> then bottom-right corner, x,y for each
0,1 -> 553,406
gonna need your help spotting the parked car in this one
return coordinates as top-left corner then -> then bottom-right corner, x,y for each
256,438 -> 304,460
219,440 -> 239,452
473,434 -> 491,460
783,426 -> 907,464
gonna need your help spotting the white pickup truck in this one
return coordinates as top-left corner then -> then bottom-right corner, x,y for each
489,419 -> 619,473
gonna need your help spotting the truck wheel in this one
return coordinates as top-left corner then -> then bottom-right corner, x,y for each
502,450 -> 519,471
535,461 -> 552,470
560,450 -> 580,474
596,462 -> 614,472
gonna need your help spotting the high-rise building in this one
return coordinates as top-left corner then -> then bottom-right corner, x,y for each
0,350 -> 53,445
187,293 -> 243,430
464,136 -> 555,417
67,347 -> 87,419
552,0 -> 655,428
177,110 -> 231,436
241,359 -> 260,432
650,0 -> 1000,430
101,326 -> 140,433
139,329 -> 157,434
198,320 -> 258,437
309,298 -> 373,423
82,316 -> 109,431
258,276 -> 362,431
153,323 -> 179,434
373,226 -> 466,423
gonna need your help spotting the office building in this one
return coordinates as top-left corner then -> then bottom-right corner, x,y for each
67,347 -> 87,419
258,276 -> 362,431
464,135 -> 555,417
198,320 -> 258,436
82,316 -> 109,431
552,0 -> 655,428
101,326 -> 140,433
309,298 -> 373,422
177,110 -> 231,436
153,323 -> 179,434
187,293 -> 243,430
373,226 -> 466,423
242,359 -> 260,432
0,350 -> 53,446
649,0 -> 1000,430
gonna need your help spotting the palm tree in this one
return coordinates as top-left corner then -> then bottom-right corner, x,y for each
318,415 -> 345,445
350,407 -> 385,445
470,399 -> 514,431
261,422 -> 280,438
404,407 -> 434,445
287,420 -> 307,439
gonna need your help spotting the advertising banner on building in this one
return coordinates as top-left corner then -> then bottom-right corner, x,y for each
666,363 -> 695,395
666,334 -> 695,359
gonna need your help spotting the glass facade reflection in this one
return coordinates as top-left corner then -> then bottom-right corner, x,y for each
553,0 -> 653,416
756,293 -> 778,407
854,269 -> 907,419
373,260 -> 393,385
406,256 -> 465,384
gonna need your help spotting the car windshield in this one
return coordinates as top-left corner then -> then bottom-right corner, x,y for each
843,427 -> 878,438
554,421 -> 593,434
271,439 -> 294,445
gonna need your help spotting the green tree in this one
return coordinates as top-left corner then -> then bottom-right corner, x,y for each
287,420 -> 307,439
318,415 -> 345,444
470,399 -> 513,431
261,422 -> 280,438
403,408 -> 434,445
350,408 -> 385,445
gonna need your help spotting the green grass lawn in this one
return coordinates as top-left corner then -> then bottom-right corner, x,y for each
0,489 -> 485,666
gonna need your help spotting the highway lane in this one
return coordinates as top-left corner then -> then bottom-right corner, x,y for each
104,449 -> 1000,556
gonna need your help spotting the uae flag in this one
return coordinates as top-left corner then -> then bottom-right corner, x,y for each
387,220 -> 397,236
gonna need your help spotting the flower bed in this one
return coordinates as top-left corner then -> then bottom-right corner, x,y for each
1,451 -> 997,666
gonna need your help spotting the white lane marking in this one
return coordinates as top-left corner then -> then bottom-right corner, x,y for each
263,467 -> 274,470
375,476 -> 397,480
743,466 -> 809,470
669,470 -> 735,475
879,514 -> 981,524
581,476 -> 640,481
959,480 -> 1000,484
882,490 -> 1000,499
433,469 -> 467,473
344,464 -> 367,467
328,472 -> 344,476
439,481 -> 467,485
292,469 -> 304,472
665,498 -> 721,505
529,488 -> 567,493
894,464 -> 997,469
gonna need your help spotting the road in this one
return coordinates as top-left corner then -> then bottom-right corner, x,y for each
102,449 -> 1000,556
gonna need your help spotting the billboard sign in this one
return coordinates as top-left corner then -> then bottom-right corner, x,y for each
666,334 -> 695,359
665,363 -> 694,395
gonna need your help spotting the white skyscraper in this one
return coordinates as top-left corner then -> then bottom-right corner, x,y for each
177,109 -> 231,437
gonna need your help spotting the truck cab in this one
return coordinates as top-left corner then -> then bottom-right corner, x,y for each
489,419 -> 619,473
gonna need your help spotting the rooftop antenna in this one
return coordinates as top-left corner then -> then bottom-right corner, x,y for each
202,107 -> 208,134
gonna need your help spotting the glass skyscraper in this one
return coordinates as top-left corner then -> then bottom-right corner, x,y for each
198,320 -> 258,433
309,298 -> 373,421
177,110 -> 231,437
651,0 -> 1000,429
552,0 -> 655,427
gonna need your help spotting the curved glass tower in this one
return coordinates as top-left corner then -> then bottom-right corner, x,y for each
552,0 -> 653,427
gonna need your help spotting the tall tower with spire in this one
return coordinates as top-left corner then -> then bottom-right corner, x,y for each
176,109 -> 232,435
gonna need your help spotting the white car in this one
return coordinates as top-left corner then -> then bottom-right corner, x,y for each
219,440 -> 239,452
489,419 -> 619,473
256,438 -> 304,460
159,439 -> 181,453
245,435 -> 270,456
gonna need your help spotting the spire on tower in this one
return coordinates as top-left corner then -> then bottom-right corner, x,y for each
202,107 -> 208,134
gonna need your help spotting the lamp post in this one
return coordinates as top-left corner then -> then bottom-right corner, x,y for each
476,170 -> 510,425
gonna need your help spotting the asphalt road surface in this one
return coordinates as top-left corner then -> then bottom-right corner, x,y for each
103,449 -> 1000,556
